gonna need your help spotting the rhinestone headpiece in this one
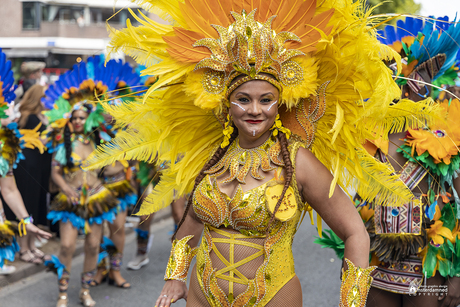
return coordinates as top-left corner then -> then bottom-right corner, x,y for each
193,10 -> 306,99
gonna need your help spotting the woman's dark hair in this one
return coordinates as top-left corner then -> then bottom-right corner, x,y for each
63,123 -> 74,169
172,126 -> 294,239
63,103 -> 93,169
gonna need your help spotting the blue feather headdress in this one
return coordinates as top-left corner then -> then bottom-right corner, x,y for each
42,56 -> 144,109
43,56 -> 143,149
0,48 -> 16,118
378,16 -> 460,86
0,49 -> 31,176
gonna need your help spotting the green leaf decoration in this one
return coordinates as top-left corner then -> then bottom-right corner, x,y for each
440,243 -> 453,260
395,74 -> 408,86
0,103 -> 8,119
447,239 -> 455,253
428,189 -> 435,205
84,104 -> 104,133
438,259 -> 451,277
314,229 -> 345,260
431,68 -> 458,98
137,161 -> 158,188
402,42 -> 410,57
397,144 -> 460,177
456,237 -> 460,256
440,203 -> 456,230
423,245 -> 438,278
44,96 -> 71,123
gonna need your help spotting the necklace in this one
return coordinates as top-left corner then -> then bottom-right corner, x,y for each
205,134 -> 284,184
71,134 -> 91,145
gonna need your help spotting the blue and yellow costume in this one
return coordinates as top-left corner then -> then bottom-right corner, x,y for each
43,56 -> 130,232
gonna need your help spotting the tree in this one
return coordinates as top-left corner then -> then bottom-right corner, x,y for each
367,0 -> 421,16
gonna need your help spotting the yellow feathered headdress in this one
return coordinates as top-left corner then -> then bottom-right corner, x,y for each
84,0 -> 440,215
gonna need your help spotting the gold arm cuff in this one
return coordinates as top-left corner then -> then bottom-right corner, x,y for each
339,258 -> 376,307
164,235 -> 197,283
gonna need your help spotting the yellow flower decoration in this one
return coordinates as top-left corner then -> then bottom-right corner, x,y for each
270,114 -> 291,139
450,223 -> 460,244
220,115 -> 234,148
406,99 -> 460,164
426,205 -> 454,245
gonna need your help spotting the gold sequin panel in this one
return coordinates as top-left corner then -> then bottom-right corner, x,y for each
194,174 -> 278,235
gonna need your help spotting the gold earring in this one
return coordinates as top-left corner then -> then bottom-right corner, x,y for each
270,114 -> 291,139
221,114 -> 234,148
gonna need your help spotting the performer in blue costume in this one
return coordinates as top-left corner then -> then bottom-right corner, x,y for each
0,48 -> 51,275
44,55 -> 123,307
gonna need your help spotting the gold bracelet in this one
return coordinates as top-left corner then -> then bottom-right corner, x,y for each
164,235 -> 197,283
339,258 -> 376,307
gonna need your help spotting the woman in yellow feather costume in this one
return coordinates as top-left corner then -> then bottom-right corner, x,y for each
84,0 -> 439,306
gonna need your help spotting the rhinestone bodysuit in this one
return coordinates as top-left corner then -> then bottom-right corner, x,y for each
193,140 -> 306,306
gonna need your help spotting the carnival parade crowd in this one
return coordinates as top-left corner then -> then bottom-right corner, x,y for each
1,0 -> 460,306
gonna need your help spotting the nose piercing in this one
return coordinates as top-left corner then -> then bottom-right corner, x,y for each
267,100 -> 277,111
231,101 -> 246,111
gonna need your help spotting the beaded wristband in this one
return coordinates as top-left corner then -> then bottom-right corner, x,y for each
18,216 -> 34,237
164,235 -> 197,283
339,258 -> 376,307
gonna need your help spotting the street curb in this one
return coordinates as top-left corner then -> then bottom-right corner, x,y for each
0,208 -> 171,287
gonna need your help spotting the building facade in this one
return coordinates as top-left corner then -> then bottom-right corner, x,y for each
0,0 -> 163,81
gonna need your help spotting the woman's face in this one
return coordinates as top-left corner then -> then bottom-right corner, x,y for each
71,109 -> 88,134
228,80 -> 279,142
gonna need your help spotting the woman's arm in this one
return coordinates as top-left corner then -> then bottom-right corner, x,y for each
51,163 -> 79,202
0,176 -> 30,219
295,147 -> 369,268
0,176 -> 51,239
155,197 -> 204,307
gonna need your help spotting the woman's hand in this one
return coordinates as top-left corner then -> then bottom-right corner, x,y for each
25,223 -> 52,240
155,280 -> 188,307
439,276 -> 460,307
62,185 -> 79,205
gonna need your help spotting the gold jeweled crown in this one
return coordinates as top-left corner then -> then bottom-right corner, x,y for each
194,10 -> 307,100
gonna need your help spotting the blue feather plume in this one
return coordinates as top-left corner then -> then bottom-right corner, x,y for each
379,16 -> 460,81
135,228 -> 149,239
0,48 -> 17,104
42,55 -> 143,109
0,237 -> 19,268
44,255 -> 66,279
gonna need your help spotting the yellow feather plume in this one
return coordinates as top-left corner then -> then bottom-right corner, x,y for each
0,221 -> 15,237
353,148 -> 413,207
19,123 -> 46,154
85,0 -> 441,216
362,98 -> 442,137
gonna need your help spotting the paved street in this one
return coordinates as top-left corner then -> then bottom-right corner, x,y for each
0,216 -> 341,306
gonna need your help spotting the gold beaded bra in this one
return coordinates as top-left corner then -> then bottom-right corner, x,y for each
193,136 -> 298,234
